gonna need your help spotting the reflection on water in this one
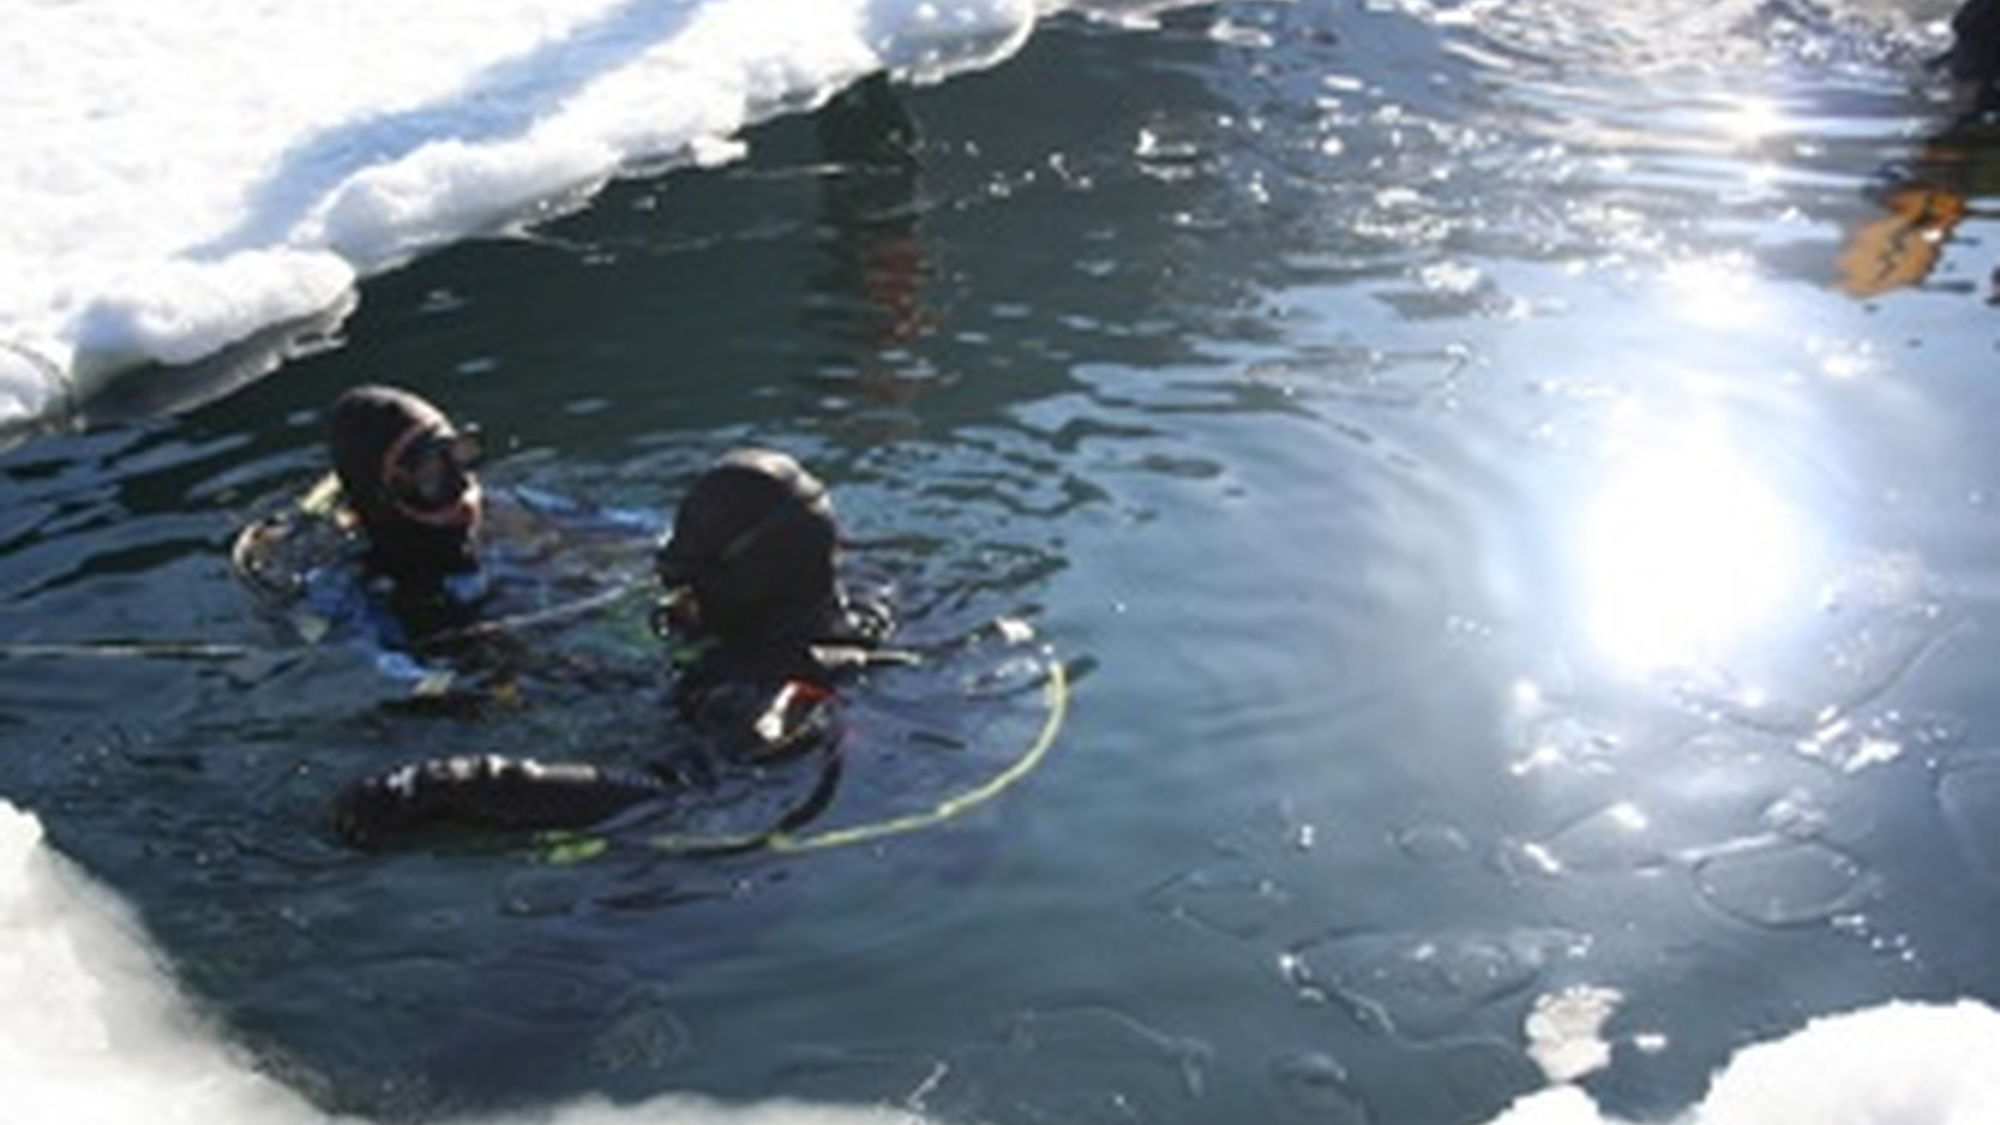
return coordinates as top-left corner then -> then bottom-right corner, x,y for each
1715,95 -> 1788,145
1578,421 -> 1816,675
1658,256 -> 1770,329
1838,106 -> 2000,296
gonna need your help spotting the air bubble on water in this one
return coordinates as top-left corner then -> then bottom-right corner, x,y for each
1284,927 -> 1587,1041
1523,800 -> 1665,876
1691,839 -> 1873,927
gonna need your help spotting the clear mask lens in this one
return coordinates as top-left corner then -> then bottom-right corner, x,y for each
388,425 -> 481,512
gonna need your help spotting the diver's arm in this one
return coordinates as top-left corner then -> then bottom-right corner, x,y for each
331,753 -> 673,847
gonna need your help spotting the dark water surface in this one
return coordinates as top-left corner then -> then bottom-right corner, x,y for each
6,2 -> 2000,1122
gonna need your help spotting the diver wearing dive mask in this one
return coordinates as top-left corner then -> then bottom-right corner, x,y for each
327,384 -> 487,604
232,384 -> 510,658
650,448 -> 892,753
651,449 -> 884,672
331,448 -> 897,847
380,417 -> 484,528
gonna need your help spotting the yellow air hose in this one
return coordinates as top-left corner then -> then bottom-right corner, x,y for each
542,653 -> 1070,863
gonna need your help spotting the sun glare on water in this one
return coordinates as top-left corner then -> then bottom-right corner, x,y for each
1579,424 -> 1814,674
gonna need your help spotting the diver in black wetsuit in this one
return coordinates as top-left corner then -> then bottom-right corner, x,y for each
235,384 -> 660,696
330,447 -> 896,847
652,447 -> 892,735
325,384 -> 488,618
233,383 -> 491,648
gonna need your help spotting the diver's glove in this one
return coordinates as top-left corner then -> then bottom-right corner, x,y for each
331,753 -> 673,847
679,678 -> 840,763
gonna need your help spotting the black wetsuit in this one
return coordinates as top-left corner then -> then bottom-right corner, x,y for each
330,595 -> 895,847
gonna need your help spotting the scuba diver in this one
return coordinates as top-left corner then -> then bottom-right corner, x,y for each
322,384 -> 487,612
329,447 -> 902,847
233,383 -> 656,691
234,383 -> 490,646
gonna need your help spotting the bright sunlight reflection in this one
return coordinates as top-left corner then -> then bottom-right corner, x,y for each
1581,425 -> 1811,673
1717,96 -> 1786,145
1661,255 -> 1764,330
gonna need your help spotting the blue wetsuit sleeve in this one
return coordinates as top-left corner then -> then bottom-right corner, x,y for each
332,754 -> 673,847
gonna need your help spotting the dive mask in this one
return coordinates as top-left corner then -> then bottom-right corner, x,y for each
382,421 -> 483,522
649,585 -> 702,640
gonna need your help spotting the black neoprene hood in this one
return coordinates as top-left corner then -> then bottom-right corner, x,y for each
326,383 -> 478,589
655,448 -> 839,641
